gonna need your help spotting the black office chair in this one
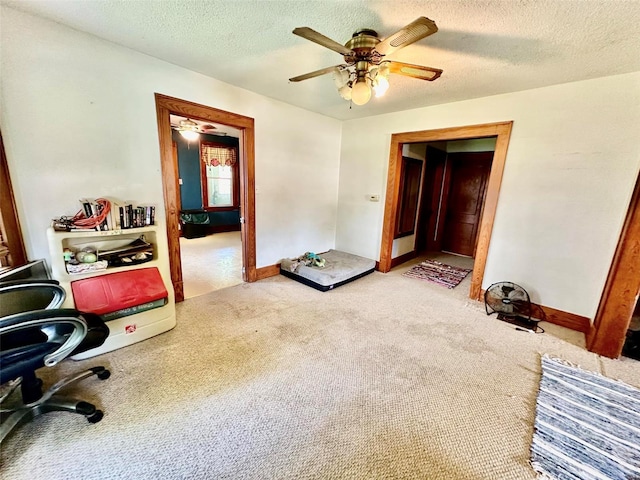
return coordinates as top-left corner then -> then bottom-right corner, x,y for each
0,280 -> 111,443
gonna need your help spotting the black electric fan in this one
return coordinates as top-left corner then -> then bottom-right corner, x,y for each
484,282 -> 540,332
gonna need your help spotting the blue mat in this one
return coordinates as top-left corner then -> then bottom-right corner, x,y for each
531,355 -> 640,480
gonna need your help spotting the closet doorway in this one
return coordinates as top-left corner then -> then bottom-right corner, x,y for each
415,146 -> 494,259
379,122 -> 513,301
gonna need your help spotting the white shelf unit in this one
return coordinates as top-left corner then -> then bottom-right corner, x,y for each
46,225 -> 176,359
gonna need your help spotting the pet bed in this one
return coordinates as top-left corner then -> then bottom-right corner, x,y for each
280,249 -> 376,291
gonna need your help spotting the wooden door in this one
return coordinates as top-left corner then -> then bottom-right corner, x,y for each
416,146 -> 446,253
395,157 -> 423,237
441,152 -> 493,257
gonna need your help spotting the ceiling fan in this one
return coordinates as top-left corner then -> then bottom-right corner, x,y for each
171,118 -> 227,140
289,17 -> 443,106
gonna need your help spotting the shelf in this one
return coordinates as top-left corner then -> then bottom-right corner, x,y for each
63,259 -> 161,280
48,225 -> 158,238
46,223 -> 176,359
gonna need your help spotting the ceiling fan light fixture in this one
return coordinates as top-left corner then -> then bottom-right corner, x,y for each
373,75 -> 389,97
338,83 -> 353,100
177,118 -> 200,141
333,67 -> 350,89
179,129 -> 200,141
290,17 -> 441,107
351,78 -> 371,105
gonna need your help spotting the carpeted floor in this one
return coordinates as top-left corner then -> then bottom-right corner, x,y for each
1,257 -> 638,480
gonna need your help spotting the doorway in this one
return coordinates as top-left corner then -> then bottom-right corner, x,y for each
415,146 -> 494,259
379,122 -> 513,301
0,130 -> 27,270
170,115 -> 244,298
587,170 -> 640,358
155,94 -> 257,302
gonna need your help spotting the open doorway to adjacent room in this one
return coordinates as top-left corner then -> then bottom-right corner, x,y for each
170,114 -> 244,299
411,138 -> 496,275
155,94 -> 257,303
379,122 -> 513,301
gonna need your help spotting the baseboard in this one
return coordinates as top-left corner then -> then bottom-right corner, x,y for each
390,250 -> 418,268
255,263 -> 280,280
537,304 -> 591,333
480,289 -> 591,333
205,224 -> 241,235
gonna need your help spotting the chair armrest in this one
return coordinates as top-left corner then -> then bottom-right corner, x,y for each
0,280 -> 66,309
0,308 -> 88,366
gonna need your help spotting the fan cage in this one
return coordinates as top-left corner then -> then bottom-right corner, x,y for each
484,281 -> 532,320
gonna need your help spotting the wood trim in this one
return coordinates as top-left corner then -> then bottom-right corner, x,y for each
390,250 -> 418,268
0,130 -> 27,267
587,171 -> 640,358
155,93 -> 256,301
535,304 -> 590,333
199,141 -> 207,209
480,289 -> 590,333
255,264 -> 281,280
379,121 -> 513,302
172,141 -> 181,215
242,123 -> 257,282
380,140 -> 404,270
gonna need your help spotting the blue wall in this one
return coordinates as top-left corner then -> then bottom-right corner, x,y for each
172,130 -> 240,227
173,129 -> 202,210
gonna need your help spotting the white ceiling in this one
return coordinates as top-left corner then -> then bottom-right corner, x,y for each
4,0 -> 640,121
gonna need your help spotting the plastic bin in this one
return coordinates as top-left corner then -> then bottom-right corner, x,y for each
180,210 -> 210,239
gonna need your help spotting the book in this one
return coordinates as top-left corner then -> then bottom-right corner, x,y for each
73,197 -> 156,230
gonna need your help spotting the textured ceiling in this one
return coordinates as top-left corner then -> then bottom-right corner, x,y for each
3,0 -> 640,120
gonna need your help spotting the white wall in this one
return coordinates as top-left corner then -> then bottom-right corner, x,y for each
336,72 -> 640,318
0,6 -> 342,269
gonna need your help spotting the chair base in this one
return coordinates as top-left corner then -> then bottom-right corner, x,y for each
0,366 -> 110,444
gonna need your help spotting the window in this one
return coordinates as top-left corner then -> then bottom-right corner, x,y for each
200,142 -> 239,210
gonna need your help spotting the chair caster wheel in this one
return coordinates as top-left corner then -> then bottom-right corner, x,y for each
87,410 -> 103,423
97,369 -> 111,380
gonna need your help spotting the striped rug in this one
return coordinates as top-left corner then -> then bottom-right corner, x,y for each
531,355 -> 640,480
403,260 -> 471,289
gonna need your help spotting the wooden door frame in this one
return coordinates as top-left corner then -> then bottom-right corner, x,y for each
0,130 -> 28,267
586,170 -> 640,358
379,121 -> 513,301
155,94 -> 256,302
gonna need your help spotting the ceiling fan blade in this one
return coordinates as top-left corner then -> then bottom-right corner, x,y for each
289,65 -> 344,82
383,61 -> 442,81
293,27 -> 354,56
374,17 -> 438,56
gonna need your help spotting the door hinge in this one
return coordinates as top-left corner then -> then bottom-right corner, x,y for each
242,267 -> 246,274
240,217 -> 245,224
